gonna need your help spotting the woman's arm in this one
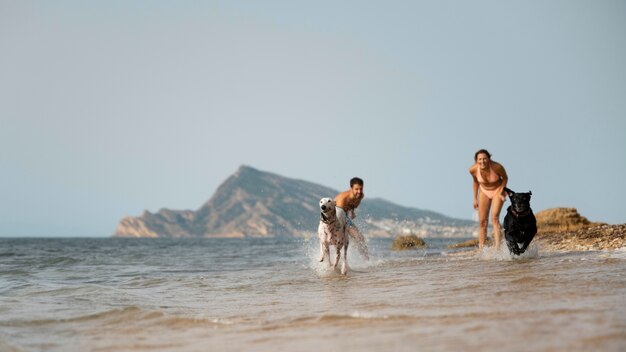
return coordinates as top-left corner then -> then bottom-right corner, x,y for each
469,165 -> 479,209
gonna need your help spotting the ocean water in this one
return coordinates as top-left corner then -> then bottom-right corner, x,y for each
1,237 -> 625,352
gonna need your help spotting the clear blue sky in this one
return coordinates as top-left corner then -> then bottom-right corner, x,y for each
1,1 -> 625,237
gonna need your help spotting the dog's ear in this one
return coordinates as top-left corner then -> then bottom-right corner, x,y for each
528,191 -> 532,196
504,187 -> 515,197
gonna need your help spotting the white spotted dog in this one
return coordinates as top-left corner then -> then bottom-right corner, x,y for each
318,197 -> 349,275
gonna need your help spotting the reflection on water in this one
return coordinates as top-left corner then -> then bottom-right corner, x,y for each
0,238 -> 625,351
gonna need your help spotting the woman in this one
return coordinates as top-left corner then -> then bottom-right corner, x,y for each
469,149 -> 508,251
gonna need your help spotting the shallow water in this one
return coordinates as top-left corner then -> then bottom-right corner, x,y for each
1,237 -> 625,351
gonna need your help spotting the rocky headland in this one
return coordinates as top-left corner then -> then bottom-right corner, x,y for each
113,165 -> 475,238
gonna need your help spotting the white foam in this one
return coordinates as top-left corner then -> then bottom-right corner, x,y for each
600,247 -> 626,260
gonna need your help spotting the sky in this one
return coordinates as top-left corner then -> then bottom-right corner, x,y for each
1,0 -> 625,237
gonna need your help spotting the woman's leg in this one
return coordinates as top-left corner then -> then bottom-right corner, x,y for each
490,194 -> 506,250
477,191 -> 491,250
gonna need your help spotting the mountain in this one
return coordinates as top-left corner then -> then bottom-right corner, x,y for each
113,165 -> 475,238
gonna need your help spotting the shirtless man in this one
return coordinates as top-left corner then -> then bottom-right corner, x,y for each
335,177 -> 369,260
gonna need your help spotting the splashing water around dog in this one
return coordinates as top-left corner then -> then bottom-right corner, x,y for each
479,237 -> 540,261
303,234 -> 385,277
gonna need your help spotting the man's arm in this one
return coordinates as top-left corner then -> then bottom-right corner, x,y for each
335,191 -> 348,209
351,193 -> 364,218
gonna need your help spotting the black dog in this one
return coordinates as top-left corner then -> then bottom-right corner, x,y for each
503,187 -> 537,255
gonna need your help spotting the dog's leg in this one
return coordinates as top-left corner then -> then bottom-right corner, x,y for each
325,243 -> 331,267
319,241 -> 325,262
519,231 -> 537,254
341,242 -> 348,275
507,240 -> 521,255
333,245 -> 341,270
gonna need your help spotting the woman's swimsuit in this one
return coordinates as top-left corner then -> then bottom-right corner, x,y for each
476,166 -> 504,200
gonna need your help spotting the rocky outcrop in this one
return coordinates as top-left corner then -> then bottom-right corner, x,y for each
446,207 -> 624,251
537,224 -> 626,251
114,216 -> 159,238
535,207 -> 602,233
533,207 -> 623,251
114,209 -> 196,238
391,235 -> 426,250
114,165 -> 475,238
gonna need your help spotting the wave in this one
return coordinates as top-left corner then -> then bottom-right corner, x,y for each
36,256 -> 82,267
509,276 -> 550,285
601,247 -> 626,260
0,339 -> 22,352
253,312 -> 417,332
1,306 -> 233,330
316,312 -> 413,323
0,268 -> 31,276
23,285 -> 106,298
251,308 -> 585,333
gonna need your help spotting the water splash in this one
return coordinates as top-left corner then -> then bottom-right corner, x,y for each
517,242 -> 540,259
302,236 -> 384,276
601,247 -> 626,260
479,241 -> 540,261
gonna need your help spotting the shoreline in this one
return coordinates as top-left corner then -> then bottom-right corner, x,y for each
446,224 -> 626,253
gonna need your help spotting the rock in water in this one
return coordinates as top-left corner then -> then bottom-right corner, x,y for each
391,235 -> 426,250
448,237 -> 492,249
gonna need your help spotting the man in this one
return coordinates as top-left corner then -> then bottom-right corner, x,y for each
335,177 -> 369,260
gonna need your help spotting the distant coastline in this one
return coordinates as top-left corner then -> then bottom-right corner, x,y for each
113,165 -> 475,239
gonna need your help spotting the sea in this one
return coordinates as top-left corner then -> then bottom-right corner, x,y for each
1,236 -> 625,352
